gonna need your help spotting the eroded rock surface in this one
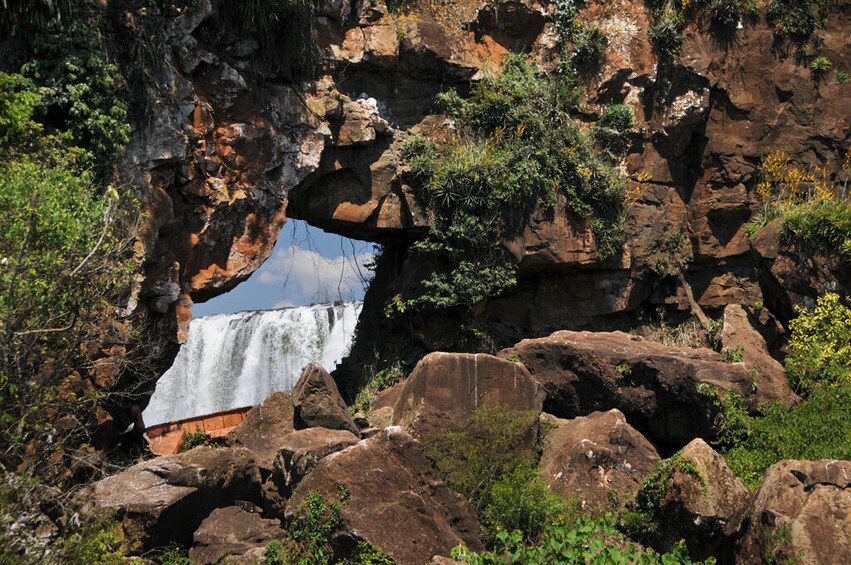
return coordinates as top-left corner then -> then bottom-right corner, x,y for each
190,506 -> 285,565
75,447 -> 262,550
502,330 -> 794,444
538,410 -> 660,513
292,363 -> 359,436
647,439 -> 751,560
285,427 -> 484,563
732,459 -> 851,565
392,352 -> 543,439
227,392 -> 295,471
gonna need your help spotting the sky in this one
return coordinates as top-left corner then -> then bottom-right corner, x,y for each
193,220 -> 376,316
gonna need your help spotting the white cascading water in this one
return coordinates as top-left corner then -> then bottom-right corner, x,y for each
143,302 -> 362,427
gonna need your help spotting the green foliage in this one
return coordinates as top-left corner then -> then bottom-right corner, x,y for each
340,542 -> 395,564
0,73 -> 43,151
21,21 -> 130,173
265,540 -> 286,565
595,104 -> 635,161
158,545 -> 191,565
697,0 -> 760,24
423,405 -> 563,541
59,520 -> 126,564
785,293 -> 851,394
650,7 -> 686,59
620,453 -> 707,544
809,56 -> 833,77
554,0 -> 607,71
723,381 -> 851,488
482,464 -> 574,543
766,0 -> 824,39
722,346 -> 745,363
0,0 -> 76,36
698,386 -> 751,447
181,430 -> 210,452
286,490 -> 342,564
781,200 -> 851,257
351,363 -> 405,415
452,515 -> 712,564
401,55 -> 626,314
835,69 -> 850,84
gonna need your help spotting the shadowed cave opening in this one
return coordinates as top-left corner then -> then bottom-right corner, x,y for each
143,220 -> 375,427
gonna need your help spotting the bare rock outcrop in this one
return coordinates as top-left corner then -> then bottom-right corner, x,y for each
263,427 -> 360,515
719,304 -> 796,403
538,410 -> 660,513
285,427 -> 484,563
502,330 -> 795,445
292,363 -> 359,436
392,352 -> 544,439
75,447 -> 262,550
189,506 -> 285,565
635,439 -> 751,561
732,459 -> 851,565
227,392 -> 295,471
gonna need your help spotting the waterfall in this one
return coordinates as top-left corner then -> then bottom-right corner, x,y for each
143,302 -> 362,427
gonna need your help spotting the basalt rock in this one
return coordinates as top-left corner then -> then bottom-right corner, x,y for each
227,392 -> 295,472
501,330 -> 795,445
285,427 -> 484,563
538,410 -> 661,513
731,459 -> 851,565
292,363 -> 360,436
75,447 -> 262,551
392,352 -> 544,440
189,506 -> 286,565
644,439 -> 751,561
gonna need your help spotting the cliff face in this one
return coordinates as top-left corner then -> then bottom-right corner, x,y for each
120,0 -> 850,399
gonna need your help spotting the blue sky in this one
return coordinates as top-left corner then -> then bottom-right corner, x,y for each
193,220 -> 375,316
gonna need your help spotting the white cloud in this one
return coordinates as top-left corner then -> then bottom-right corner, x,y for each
256,245 -> 373,305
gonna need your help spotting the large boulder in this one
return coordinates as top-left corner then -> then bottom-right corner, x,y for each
75,447 -> 262,550
719,304 -> 797,404
732,459 -> 851,564
189,506 -> 285,565
392,352 -> 543,439
263,427 -> 360,515
502,330 -> 791,444
631,439 -> 751,560
227,392 -> 295,472
538,410 -> 660,513
285,427 -> 484,563
292,363 -> 359,436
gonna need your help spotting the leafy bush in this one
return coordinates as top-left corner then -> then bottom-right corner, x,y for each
594,104 -> 635,160
350,363 -> 405,415
723,382 -> 851,488
181,430 -> 210,452
785,293 -> 851,394
481,464 -> 573,543
59,520 -> 126,564
650,7 -> 686,59
766,0 -> 824,38
401,56 -> 626,314
452,515 -> 711,564
287,490 -> 341,564
699,0 -> 759,24
810,56 -> 833,77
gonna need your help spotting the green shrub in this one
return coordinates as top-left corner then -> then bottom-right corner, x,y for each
181,430 -> 210,452
423,405 -> 545,534
766,0 -> 824,38
700,0 -> 759,24
835,69 -> 850,84
595,104 -> 634,160
59,520 -> 126,564
452,515 -> 711,564
287,490 -> 341,564
481,464 -> 573,543
724,381 -> 851,488
810,56 -> 833,78
650,7 -> 686,59
264,540 -> 285,565
350,363 -> 405,415
340,542 -> 395,564
0,72 -> 43,151
401,55 -> 626,314
158,545 -> 191,565
722,346 -> 745,363
785,292 -> 851,394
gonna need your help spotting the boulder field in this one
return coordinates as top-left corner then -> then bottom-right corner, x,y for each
76,341 -> 850,563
